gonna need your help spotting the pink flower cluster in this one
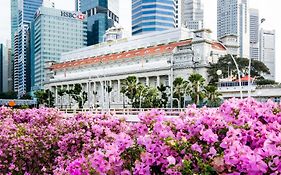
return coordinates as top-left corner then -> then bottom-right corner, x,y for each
0,98 -> 280,174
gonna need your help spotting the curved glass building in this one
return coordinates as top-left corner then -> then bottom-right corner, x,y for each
132,0 -> 177,35
80,0 -> 119,45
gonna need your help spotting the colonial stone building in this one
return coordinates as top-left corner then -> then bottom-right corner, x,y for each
45,28 -> 227,108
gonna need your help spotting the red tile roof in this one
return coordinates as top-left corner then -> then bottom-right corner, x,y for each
50,39 -> 225,70
211,42 -> 226,50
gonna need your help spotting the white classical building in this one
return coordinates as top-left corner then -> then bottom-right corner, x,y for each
45,28 -> 227,108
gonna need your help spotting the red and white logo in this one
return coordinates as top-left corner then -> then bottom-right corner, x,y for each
77,14 -> 85,20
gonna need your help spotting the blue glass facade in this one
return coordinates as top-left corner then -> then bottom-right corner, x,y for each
13,0 -> 43,97
132,0 -> 176,35
80,0 -> 119,45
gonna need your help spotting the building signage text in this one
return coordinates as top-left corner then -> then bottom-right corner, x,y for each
61,11 -> 85,20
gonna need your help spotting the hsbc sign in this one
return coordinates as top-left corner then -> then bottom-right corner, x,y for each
61,11 -> 86,20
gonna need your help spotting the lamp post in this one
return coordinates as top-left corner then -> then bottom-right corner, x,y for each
87,80 -> 91,109
168,57 -> 174,108
220,44 -> 243,99
139,87 -> 146,109
248,18 -> 265,97
183,85 -> 190,108
227,62 -> 231,78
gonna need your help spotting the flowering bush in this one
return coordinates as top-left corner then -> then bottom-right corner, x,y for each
0,98 -> 280,174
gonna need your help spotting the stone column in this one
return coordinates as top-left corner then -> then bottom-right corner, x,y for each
146,77 -> 149,86
157,76 -> 161,87
117,79 -> 121,103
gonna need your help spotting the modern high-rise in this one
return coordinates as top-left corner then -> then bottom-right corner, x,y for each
182,0 -> 204,30
80,0 -> 119,45
217,0 -> 249,58
0,44 -> 9,93
12,0 -> 44,97
132,0 -> 177,35
249,8 -> 259,60
260,29 -> 276,80
31,7 -> 87,91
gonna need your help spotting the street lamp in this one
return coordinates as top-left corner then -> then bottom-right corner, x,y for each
248,18 -> 265,97
139,87 -> 146,108
219,44 -> 243,99
183,85 -> 190,108
168,57 -> 174,108
227,62 -> 231,78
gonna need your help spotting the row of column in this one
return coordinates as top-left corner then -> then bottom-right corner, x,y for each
52,75 -> 168,108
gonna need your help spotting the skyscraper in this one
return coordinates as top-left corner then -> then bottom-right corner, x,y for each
132,0 -> 177,35
31,7 -> 87,90
0,44 -> 9,93
80,0 -> 119,45
217,0 -> 249,58
10,0 -> 19,92
12,0 -> 43,97
182,0 -> 204,30
249,8 -> 259,60
260,29 -> 276,80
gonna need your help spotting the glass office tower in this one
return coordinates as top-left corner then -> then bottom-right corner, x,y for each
132,0 -> 176,35
31,7 -> 87,90
12,0 -> 43,97
80,0 -> 119,45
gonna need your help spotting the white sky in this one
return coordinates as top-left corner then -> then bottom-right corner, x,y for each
0,0 -> 280,82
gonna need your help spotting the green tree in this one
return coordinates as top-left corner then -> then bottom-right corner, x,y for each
20,93 -> 32,100
34,90 -> 46,105
204,85 -> 222,107
34,89 -> 54,107
157,84 -> 169,108
67,84 -> 87,109
188,73 -> 206,106
173,77 -> 189,108
208,55 -> 270,85
121,76 -> 139,107
140,86 -> 161,108
0,91 -> 17,99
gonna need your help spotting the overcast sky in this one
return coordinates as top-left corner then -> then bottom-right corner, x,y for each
0,0 -> 280,82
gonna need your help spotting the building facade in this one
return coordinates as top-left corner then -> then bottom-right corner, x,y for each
45,28 -> 227,109
10,0 -> 18,84
75,0 -> 81,11
12,0 -> 44,97
31,7 -> 87,91
260,29 -> 276,80
80,0 -> 119,45
0,44 -> 9,93
217,0 -> 249,58
104,26 -> 124,42
249,8 -> 259,60
132,0 -> 177,35
182,0 -> 204,30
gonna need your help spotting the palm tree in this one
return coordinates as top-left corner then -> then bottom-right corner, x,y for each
67,84 -> 87,109
188,73 -> 206,106
34,90 -> 54,107
204,85 -> 222,107
157,84 -> 169,108
173,77 -> 189,108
